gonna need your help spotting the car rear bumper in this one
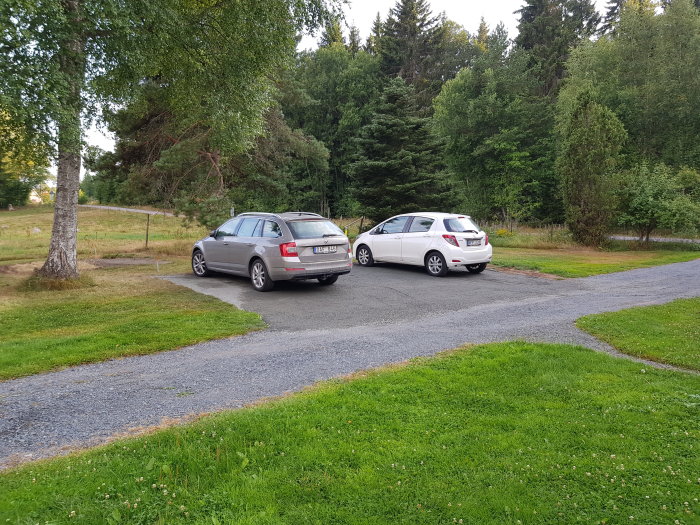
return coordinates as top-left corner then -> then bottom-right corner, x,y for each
270,261 -> 353,281
443,245 -> 493,268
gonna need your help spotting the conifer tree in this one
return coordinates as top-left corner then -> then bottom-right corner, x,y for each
516,0 -> 600,95
348,26 -> 362,56
380,0 -> 443,104
365,13 -> 384,54
350,78 -> 455,222
320,17 -> 345,47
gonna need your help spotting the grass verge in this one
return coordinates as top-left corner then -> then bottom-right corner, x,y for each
577,297 -> 700,370
1,342 -> 698,524
0,266 -> 264,380
492,246 -> 699,277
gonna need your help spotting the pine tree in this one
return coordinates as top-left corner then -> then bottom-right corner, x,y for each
350,78 -> 456,222
475,17 -> 489,51
515,0 -> 600,95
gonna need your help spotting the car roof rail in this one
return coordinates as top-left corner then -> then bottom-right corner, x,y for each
279,212 -> 325,218
236,212 -> 282,219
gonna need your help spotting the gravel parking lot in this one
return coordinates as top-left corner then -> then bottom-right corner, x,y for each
1,260 -> 699,468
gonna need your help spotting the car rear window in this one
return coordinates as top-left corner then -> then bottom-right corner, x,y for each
444,217 -> 480,233
287,220 -> 344,240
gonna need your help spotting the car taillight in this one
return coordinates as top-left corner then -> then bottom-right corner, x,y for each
279,242 -> 298,257
484,234 -> 489,246
442,234 -> 459,247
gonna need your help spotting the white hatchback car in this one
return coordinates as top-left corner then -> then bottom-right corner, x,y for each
353,212 -> 492,276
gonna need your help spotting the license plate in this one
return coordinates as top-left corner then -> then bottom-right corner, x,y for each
466,239 -> 481,246
313,245 -> 337,254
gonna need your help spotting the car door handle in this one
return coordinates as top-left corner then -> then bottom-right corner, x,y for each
223,242 -> 230,246
422,234 -> 431,237
245,243 -> 255,246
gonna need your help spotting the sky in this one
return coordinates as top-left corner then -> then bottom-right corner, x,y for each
86,0 -> 610,156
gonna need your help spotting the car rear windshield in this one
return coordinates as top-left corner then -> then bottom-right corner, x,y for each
287,220 -> 344,239
444,217 -> 480,233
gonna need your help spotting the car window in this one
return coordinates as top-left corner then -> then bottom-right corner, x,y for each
380,216 -> 410,234
287,220 -> 343,239
262,221 -> 282,238
216,218 -> 240,237
253,220 -> 264,237
408,217 -> 434,233
237,218 -> 260,237
444,217 -> 480,233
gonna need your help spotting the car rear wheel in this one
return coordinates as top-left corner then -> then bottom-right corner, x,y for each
192,250 -> 211,277
250,259 -> 274,291
466,263 -> 487,274
318,274 -> 339,286
356,245 -> 374,266
425,251 -> 448,277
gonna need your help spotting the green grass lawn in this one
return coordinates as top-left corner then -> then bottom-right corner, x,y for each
0,267 -> 264,380
492,246 -> 699,277
0,205 -> 206,264
578,297 -> 700,370
1,342 -> 698,524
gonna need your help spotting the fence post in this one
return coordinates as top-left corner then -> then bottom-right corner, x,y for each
145,214 -> 150,249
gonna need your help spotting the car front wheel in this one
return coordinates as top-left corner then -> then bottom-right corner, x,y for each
192,250 -> 211,277
466,263 -> 487,274
425,251 -> 448,277
250,259 -> 274,291
356,245 -> 374,266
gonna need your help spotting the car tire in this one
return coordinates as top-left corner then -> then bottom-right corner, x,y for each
356,245 -> 374,267
425,251 -> 448,277
318,274 -> 339,286
192,250 -> 211,277
250,258 -> 274,291
466,263 -> 487,274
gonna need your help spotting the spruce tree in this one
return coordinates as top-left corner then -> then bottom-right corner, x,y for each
515,0 -> 600,95
365,13 -> 384,55
320,17 -> 345,47
600,0 -> 624,34
348,26 -> 362,56
379,0 -> 443,105
350,78 -> 455,222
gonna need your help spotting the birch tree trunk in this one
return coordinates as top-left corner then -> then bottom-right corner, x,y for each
38,0 -> 84,280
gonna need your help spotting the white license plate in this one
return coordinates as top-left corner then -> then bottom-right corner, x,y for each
313,245 -> 337,254
466,239 -> 481,246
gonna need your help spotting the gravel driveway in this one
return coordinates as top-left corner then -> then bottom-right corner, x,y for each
1,260 -> 699,468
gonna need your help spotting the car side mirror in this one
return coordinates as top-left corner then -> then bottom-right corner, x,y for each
209,230 -> 217,238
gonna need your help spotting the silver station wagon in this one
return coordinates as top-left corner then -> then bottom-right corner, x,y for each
191,212 -> 352,291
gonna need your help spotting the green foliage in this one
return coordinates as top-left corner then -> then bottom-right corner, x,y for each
433,36 -> 557,223
284,45 -> 383,214
350,78 -> 456,222
578,297 -> 700,370
0,115 -> 48,208
562,0 -> 700,168
1,342 -> 698,522
557,93 -> 627,245
515,0 -> 600,95
615,163 -> 700,241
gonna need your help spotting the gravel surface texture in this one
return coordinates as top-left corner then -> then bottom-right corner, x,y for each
1,259 -> 699,468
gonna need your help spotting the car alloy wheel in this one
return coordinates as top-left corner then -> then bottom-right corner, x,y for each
192,250 -> 210,277
356,245 -> 374,266
425,252 -> 448,277
250,259 -> 273,291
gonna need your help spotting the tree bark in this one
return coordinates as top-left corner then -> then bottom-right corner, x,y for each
38,0 -> 84,279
